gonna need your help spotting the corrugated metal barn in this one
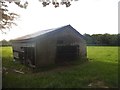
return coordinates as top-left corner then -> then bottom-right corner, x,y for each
11,25 -> 87,68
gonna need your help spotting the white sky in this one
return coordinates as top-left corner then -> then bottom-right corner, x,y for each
0,0 -> 119,41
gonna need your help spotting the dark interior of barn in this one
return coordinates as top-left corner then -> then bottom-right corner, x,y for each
55,45 -> 79,63
18,47 -> 35,67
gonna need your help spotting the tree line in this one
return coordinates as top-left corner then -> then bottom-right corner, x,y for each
0,33 -> 120,46
0,40 -> 11,46
83,33 -> 120,46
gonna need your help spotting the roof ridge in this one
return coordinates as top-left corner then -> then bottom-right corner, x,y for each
13,25 -> 70,40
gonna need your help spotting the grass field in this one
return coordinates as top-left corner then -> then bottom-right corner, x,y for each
1,46 -> 118,88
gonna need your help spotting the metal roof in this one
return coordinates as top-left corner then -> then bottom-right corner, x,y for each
12,25 -> 84,41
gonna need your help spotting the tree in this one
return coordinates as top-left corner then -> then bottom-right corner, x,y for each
84,34 -> 119,46
0,0 -> 78,33
110,34 -> 118,46
118,34 -> 120,46
0,39 -> 11,46
91,34 -> 103,45
0,0 -> 28,32
83,33 -> 94,45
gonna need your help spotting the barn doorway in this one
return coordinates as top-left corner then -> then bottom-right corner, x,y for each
19,47 -> 35,67
56,45 -> 79,63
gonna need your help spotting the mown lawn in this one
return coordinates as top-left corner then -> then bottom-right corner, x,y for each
1,46 -> 118,88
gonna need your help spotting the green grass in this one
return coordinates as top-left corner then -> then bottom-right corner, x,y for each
1,46 -> 118,88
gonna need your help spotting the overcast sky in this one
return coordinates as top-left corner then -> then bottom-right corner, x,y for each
0,0 -> 119,41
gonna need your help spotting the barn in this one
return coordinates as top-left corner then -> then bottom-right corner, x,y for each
11,25 -> 87,68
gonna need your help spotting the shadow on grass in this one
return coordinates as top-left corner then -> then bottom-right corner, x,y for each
74,60 -> 118,88
2,58 -> 118,88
